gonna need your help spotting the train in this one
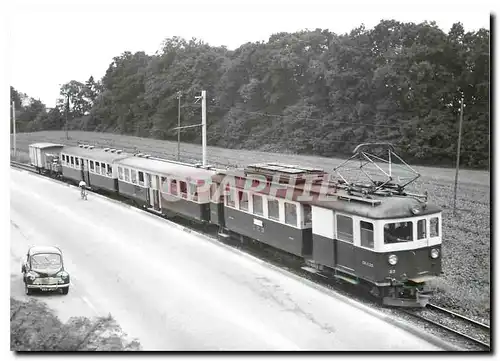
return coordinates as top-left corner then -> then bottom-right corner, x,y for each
26,141 -> 443,308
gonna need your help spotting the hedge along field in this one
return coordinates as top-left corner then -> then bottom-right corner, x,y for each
11,131 -> 490,324
10,298 -> 141,351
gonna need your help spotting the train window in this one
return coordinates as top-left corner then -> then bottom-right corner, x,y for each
70,156 -> 74,166
268,199 -> 280,221
101,163 -> 106,175
146,173 -> 152,188
107,164 -> 112,176
189,183 -> 198,201
384,222 -> 413,244
95,162 -> 100,174
61,155 -> 66,163
138,171 -> 144,185
252,194 -> 263,215
179,181 -> 188,198
417,219 -> 427,239
124,168 -> 130,182
90,161 -> 94,172
430,217 -> 439,237
170,179 -> 178,195
360,221 -> 374,248
336,215 -> 353,243
131,170 -> 137,184
160,177 -> 168,192
238,191 -> 249,211
285,202 -> 297,226
226,189 -> 236,207
303,204 -> 312,226
75,158 -> 79,167
118,167 -> 123,180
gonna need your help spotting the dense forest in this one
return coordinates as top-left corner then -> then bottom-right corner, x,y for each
10,20 -> 490,168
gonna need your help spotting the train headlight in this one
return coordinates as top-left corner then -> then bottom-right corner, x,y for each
430,248 -> 440,259
388,254 -> 398,265
411,206 -> 421,215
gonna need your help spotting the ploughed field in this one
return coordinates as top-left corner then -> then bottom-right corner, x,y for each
11,131 -> 490,324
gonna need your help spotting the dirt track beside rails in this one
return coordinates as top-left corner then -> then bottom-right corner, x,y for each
11,131 -> 491,325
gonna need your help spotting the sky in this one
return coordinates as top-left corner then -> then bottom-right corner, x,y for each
2,0 -> 493,108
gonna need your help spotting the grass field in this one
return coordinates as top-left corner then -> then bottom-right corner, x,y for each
10,131 -> 491,324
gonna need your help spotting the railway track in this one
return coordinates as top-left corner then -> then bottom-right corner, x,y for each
402,304 -> 490,350
10,159 -> 490,351
11,160 -> 36,172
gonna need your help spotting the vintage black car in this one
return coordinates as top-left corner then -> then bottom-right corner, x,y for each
22,246 -> 70,295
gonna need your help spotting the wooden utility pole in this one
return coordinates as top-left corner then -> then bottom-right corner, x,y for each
12,101 -> 16,158
453,96 -> 465,216
177,91 -> 182,161
65,93 -> 69,140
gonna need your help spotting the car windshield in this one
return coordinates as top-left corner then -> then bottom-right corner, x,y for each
31,253 -> 62,271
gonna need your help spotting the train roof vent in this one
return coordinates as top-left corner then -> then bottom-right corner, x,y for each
103,148 -> 110,152
116,150 -> 123,154
89,146 -> 94,149
78,144 -> 83,148
110,149 -> 116,153
144,154 -> 151,158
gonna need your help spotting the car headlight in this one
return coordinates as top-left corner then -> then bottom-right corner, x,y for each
57,271 -> 69,278
27,272 -> 38,281
430,248 -> 440,259
388,254 -> 398,265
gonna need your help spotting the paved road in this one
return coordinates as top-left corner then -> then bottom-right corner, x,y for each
10,168 -> 444,351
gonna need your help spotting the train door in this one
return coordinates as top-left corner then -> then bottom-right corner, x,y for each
148,174 -> 160,210
83,159 -> 91,185
334,213 -> 357,273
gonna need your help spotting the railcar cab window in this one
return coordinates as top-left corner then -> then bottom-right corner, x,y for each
268,199 -> 280,221
70,156 -> 74,166
284,202 -> 297,226
138,171 -> 144,186
336,214 -> 353,243
238,191 -> 249,211
252,194 -> 263,216
75,158 -> 80,167
131,170 -> 137,184
107,164 -> 112,177
118,167 -> 124,180
90,161 -> 95,172
95,162 -> 100,174
360,221 -> 374,249
384,221 -> 413,244
417,219 -> 427,239
101,163 -> 106,176
124,168 -> 130,182
430,217 -> 439,237
160,177 -> 167,192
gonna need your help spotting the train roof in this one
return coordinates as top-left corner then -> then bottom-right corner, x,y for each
62,146 -> 132,163
305,194 -> 442,219
115,156 -> 216,180
28,246 -> 62,256
29,143 -> 65,149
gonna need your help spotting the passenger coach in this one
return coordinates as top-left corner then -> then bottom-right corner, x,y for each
60,145 -> 131,192
115,155 -> 216,222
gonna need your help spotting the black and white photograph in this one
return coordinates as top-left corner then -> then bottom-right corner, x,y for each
4,0 -> 492,353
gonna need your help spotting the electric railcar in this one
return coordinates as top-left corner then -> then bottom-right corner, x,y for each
27,142 -> 442,307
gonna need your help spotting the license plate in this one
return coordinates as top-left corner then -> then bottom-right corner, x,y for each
41,287 -> 51,291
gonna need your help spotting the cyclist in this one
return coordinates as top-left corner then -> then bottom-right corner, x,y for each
79,180 -> 87,200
